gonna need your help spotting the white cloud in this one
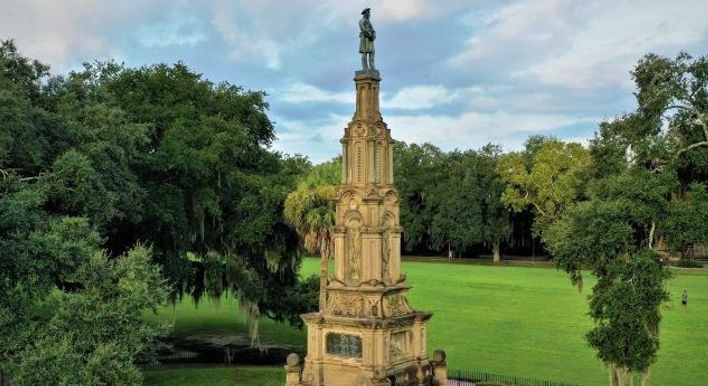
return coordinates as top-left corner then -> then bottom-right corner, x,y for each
209,4 -> 283,70
0,0 -> 172,70
271,113 -> 349,161
135,14 -> 207,48
386,111 -> 596,150
277,83 -> 461,110
520,1 -> 708,89
451,0 -> 708,89
385,85 -> 459,109
450,0 -> 581,68
272,108 -> 598,163
277,83 -> 353,104
207,0 -> 472,71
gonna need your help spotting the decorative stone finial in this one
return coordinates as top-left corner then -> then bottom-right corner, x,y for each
432,349 -> 449,386
433,349 -> 446,363
284,352 -> 303,386
286,353 -> 301,367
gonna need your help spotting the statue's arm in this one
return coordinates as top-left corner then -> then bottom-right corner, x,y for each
359,19 -> 375,40
366,23 -> 376,40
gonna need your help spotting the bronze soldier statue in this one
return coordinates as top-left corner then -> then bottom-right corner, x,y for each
359,8 -> 375,70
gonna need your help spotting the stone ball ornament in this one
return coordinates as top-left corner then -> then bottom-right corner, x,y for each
286,353 -> 301,367
433,349 -> 446,363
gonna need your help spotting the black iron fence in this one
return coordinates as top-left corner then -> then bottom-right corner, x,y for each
449,370 -> 578,386
2,364 -> 577,386
1,371 -> 10,386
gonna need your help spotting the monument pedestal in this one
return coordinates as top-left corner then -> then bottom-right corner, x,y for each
300,283 -> 432,386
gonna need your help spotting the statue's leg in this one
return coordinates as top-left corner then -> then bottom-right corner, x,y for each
369,52 -> 375,70
361,54 -> 368,70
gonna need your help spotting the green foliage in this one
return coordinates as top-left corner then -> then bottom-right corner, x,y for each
393,142 -> 442,250
662,184 -> 708,257
10,245 -> 169,386
498,137 -> 590,237
584,250 -> 670,373
427,145 -> 510,256
142,367 -> 286,386
392,142 -> 511,258
283,158 -> 339,254
283,159 -> 339,310
545,52 -> 708,384
1,38 -> 308,381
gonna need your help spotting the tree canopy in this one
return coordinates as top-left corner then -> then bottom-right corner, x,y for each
0,39 -> 314,384
428,145 -> 510,261
498,136 -> 591,238
283,158 -> 340,310
546,52 -> 708,386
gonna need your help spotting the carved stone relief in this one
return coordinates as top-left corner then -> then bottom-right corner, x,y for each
381,213 -> 394,283
383,294 -> 412,317
326,292 -> 365,317
389,331 -> 408,359
345,217 -> 362,282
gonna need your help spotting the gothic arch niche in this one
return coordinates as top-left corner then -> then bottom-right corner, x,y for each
340,190 -> 362,213
344,211 -> 363,285
383,190 -> 400,224
381,212 -> 395,284
376,139 -> 386,184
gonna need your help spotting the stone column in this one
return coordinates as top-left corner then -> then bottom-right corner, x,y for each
284,353 -> 303,386
432,349 -> 448,386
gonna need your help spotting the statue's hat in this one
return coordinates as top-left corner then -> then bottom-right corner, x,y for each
362,7 -> 370,14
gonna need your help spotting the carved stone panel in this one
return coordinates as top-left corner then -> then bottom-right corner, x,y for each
326,292 -> 365,317
326,333 -> 362,358
382,294 -> 412,317
389,331 -> 409,360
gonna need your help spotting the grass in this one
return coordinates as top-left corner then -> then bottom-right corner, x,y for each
143,367 -> 283,386
147,258 -> 708,386
152,293 -> 305,346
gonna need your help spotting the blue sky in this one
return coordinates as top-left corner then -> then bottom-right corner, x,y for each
2,0 -> 708,163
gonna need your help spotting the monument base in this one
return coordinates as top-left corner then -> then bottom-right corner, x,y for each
298,308 -> 433,386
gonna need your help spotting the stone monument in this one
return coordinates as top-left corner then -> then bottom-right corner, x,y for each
285,8 -> 448,386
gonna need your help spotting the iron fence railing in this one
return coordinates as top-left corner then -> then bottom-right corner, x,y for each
449,370 -> 578,386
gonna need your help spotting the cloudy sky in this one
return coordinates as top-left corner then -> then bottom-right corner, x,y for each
2,0 -> 708,162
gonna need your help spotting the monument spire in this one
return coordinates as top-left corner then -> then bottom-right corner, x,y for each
286,8 -> 448,386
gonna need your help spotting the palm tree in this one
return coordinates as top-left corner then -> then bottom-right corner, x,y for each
284,160 -> 340,310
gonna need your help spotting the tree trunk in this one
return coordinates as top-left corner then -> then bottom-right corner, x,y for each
649,220 -> 656,249
493,241 -> 501,263
641,367 -> 652,386
609,363 -> 634,386
447,241 -> 452,261
609,363 -> 619,386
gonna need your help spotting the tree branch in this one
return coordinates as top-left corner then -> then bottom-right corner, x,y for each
531,202 -> 548,217
676,141 -> 708,157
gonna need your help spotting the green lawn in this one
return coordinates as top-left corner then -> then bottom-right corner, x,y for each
143,367 -> 283,386
148,258 -> 708,386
